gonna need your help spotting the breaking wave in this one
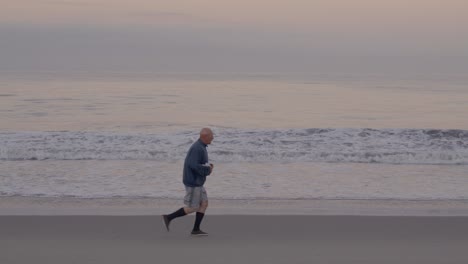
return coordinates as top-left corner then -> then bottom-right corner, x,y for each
1,128 -> 468,164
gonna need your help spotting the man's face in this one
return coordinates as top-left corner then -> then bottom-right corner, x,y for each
205,133 -> 214,144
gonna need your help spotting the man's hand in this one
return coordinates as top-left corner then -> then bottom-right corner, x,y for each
210,163 -> 214,173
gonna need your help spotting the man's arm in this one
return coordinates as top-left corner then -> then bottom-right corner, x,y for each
187,148 -> 212,177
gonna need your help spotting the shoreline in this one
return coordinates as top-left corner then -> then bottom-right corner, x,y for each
2,196 -> 468,216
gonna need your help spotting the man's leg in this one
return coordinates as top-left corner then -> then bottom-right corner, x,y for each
162,186 -> 199,231
198,200 -> 208,214
162,206 -> 197,231
192,200 -> 208,232
192,187 -> 208,235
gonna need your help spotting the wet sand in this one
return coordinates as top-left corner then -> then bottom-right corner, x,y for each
1,215 -> 468,264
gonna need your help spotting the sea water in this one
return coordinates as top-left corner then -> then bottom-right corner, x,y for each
1,72 -> 467,202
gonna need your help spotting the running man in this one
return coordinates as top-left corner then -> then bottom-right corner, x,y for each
162,128 -> 214,236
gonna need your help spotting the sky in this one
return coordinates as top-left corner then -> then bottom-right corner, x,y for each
1,0 -> 467,74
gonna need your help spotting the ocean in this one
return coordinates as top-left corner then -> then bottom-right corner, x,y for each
1,72 -> 467,202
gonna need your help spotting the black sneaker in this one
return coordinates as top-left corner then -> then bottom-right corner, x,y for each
191,230 -> 208,236
162,215 -> 170,231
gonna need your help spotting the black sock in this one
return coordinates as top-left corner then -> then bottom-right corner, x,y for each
193,212 -> 205,231
167,208 -> 186,221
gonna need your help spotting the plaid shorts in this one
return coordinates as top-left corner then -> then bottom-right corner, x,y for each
184,186 -> 208,208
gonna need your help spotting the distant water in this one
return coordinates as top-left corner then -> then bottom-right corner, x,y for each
1,72 -> 467,200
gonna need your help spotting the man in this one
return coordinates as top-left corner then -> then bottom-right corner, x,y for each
162,128 -> 214,236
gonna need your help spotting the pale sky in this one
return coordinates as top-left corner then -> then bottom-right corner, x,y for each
1,0 -> 467,74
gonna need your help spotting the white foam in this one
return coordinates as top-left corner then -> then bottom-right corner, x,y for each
1,128 -> 467,164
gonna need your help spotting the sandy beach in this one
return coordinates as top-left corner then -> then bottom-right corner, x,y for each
1,215 -> 467,264
2,1 -> 468,263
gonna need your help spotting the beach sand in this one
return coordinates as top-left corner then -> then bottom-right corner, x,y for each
1,215 -> 468,264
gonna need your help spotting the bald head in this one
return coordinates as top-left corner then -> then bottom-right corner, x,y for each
199,128 -> 214,145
